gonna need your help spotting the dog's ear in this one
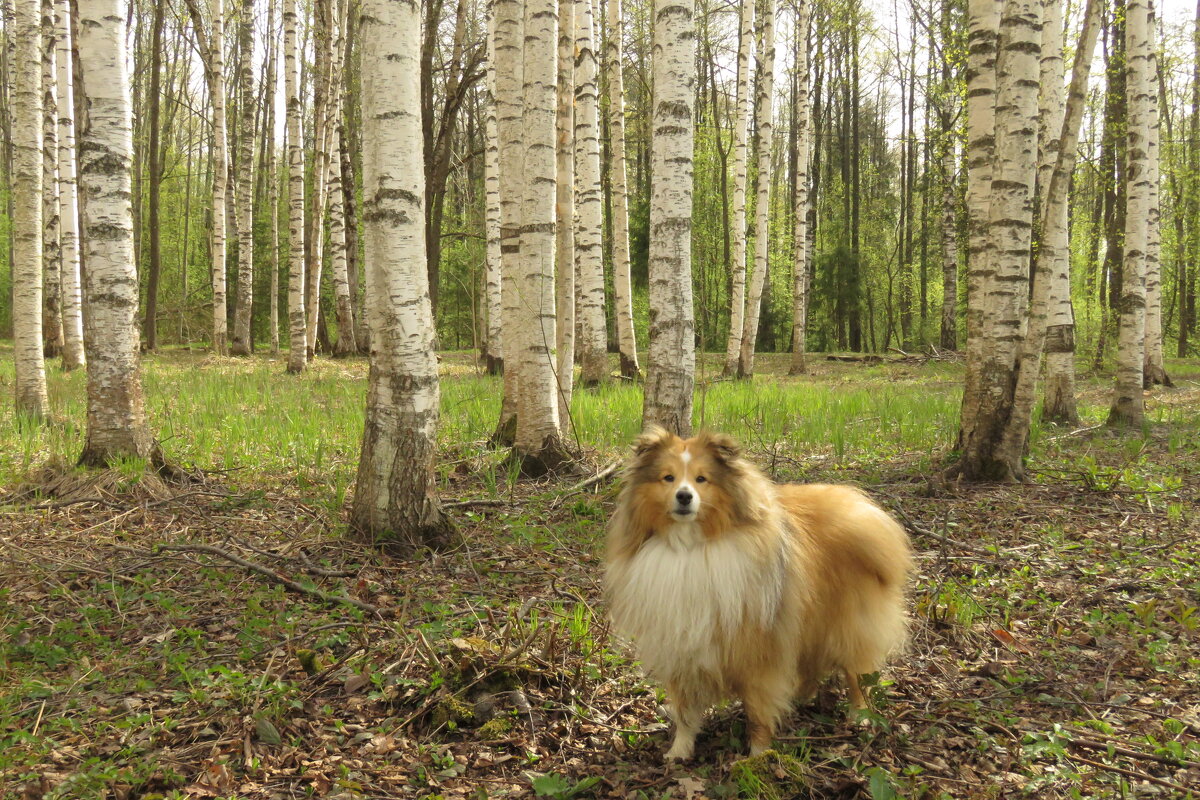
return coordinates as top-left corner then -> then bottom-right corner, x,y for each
632,425 -> 674,459
699,431 -> 741,465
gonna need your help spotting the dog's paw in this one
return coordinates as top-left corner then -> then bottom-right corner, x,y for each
664,742 -> 695,762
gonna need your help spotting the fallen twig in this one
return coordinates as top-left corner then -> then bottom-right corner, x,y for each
1067,751 -> 1191,792
152,543 -> 381,615
550,459 -> 622,509
1067,736 -> 1200,770
443,498 -> 510,510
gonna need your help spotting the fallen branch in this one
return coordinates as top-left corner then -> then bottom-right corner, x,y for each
550,460 -> 622,509
152,543 -> 380,616
442,498 -> 510,510
873,492 -> 1005,558
1068,736 -> 1200,770
1067,752 -> 1190,792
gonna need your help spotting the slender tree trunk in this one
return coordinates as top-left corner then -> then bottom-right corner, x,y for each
76,0 -> 158,465
492,0 -> 522,445
230,0 -> 256,355
1043,0 -> 1099,425
351,0 -> 454,551
284,0 -> 307,372
736,0 -> 774,379
210,0 -> 229,353
604,0 -> 638,378
13,0 -> 48,418
1183,0 -> 1200,358
304,0 -> 331,359
642,0 -> 695,435
722,0 -> 753,376
575,0 -> 607,387
515,0 -> 571,474
483,0 -> 503,374
554,0 -> 575,423
55,0 -> 82,369
788,0 -> 810,375
1142,23 -> 1170,387
265,0 -> 279,355
142,0 -> 165,351
1109,0 -> 1152,427
41,0 -> 62,358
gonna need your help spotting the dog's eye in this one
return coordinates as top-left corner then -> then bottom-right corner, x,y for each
695,476 -> 707,484
663,474 -> 675,483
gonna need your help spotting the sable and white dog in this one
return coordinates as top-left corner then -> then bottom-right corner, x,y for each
605,427 -> 912,760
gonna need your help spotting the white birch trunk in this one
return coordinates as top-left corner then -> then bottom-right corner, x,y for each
351,0 -> 454,550
642,0 -> 695,436
574,0 -> 608,387
1000,0 -> 1098,454
330,124 -> 357,357
722,0 -> 754,376
230,0 -> 256,355
55,0 -> 83,369
1043,0 -> 1100,424
210,0 -> 229,354
555,0 -> 575,423
603,0 -> 638,378
492,0 -> 523,444
1142,17 -> 1169,387
938,138 -> 958,351
788,0 -> 810,376
1109,0 -> 1152,426
41,0 -> 62,359
284,0 -> 307,373
954,0 -> 1000,455
329,0 -> 356,358
76,0 -> 157,464
13,0 -> 48,418
949,0 -> 1041,481
737,0 -> 774,379
304,0 -> 333,359
483,0 -> 503,374
266,0 -> 280,356
515,0 -> 570,472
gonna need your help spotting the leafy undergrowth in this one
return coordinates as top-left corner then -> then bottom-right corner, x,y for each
2,354 -> 1199,799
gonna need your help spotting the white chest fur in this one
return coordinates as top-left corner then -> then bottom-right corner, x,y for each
607,523 -> 782,678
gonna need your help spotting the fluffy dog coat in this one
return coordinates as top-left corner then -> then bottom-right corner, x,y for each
605,427 -> 912,759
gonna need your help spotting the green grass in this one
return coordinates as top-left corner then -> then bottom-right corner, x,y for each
0,348 -> 973,496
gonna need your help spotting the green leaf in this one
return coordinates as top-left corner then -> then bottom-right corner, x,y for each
865,767 -> 898,800
255,716 -> 283,745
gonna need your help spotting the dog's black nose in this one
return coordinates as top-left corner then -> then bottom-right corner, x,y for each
675,489 -> 693,506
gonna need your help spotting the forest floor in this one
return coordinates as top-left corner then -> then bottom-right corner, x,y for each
2,349 -> 1199,800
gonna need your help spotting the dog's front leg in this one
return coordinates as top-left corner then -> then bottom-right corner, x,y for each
663,681 -> 702,761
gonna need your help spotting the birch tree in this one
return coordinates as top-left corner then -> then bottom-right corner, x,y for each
722,0 -> 753,377
515,0 -> 572,473
230,0 -> 256,355
1109,0 -> 1153,427
603,0 -> 638,378
328,0 -> 356,357
491,0 -> 522,444
75,0 -> 158,465
284,0 -> 307,373
947,0 -> 1041,481
210,0 -> 229,355
304,0 -> 333,358
1043,0 -> 1101,425
483,0 -> 503,374
41,0 -> 62,359
13,0 -> 48,419
574,0 -> 608,387
995,0 -> 1099,458
788,0 -> 810,375
1142,33 -> 1170,387
555,0 -> 574,423
55,0 -> 83,370
736,0 -> 774,379
351,0 -> 454,551
642,0 -> 696,436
